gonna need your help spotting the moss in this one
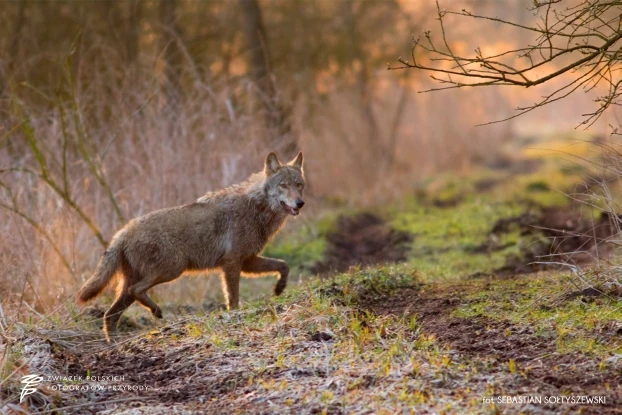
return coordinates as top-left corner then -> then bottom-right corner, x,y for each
262,222 -> 327,276
385,196 -> 526,279
526,180 -> 549,192
263,236 -> 325,274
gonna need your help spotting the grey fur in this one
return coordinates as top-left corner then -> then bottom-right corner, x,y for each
76,152 -> 305,341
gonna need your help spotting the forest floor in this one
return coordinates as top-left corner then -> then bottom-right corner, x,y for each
2,133 -> 621,414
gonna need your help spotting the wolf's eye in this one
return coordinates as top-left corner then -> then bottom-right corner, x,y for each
296,183 -> 303,189
279,183 -> 287,189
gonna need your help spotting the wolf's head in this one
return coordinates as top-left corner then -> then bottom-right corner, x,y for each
264,152 -> 305,216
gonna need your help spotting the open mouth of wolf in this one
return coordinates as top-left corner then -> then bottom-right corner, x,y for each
280,201 -> 300,216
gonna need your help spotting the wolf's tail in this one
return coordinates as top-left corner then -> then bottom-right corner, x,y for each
76,233 -> 125,304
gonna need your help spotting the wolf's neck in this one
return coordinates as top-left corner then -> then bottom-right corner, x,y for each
246,178 -> 288,238
198,171 -> 288,237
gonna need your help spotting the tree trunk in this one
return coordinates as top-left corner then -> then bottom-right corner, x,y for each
239,0 -> 296,157
340,0 -> 387,180
9,1 -> 25,73
0,1 -> 26,96
127,0 -> 142,66
0,1 -> 26,157
160,0 -> 182,117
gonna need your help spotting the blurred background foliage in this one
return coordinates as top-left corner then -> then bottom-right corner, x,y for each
0,0 -> 522,203
0,0 -> 614,311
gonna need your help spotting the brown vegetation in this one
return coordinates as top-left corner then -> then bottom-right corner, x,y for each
0,0 -> 517,312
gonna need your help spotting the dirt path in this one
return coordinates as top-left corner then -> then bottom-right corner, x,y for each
310,213 -> 413,275
363,284 -> 621,414
7,206 -> 621,414
12,280 -> 617,415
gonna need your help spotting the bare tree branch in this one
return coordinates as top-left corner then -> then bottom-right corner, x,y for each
390,0 -> 622,128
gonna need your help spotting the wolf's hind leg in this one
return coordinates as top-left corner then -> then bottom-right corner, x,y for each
241,256 -> 289,296
133,292 -> 163,319
220,263 -> 241,310
104,281 -> 135,342
129,280 -> 163,319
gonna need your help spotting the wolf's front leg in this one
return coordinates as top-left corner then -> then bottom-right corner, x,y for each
220,263 -> 241,310
242,255 -> 289,296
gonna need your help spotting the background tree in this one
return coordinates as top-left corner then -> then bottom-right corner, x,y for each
239,0 -> 295,157
160,0 -> 182,121
126,0 -> 143,67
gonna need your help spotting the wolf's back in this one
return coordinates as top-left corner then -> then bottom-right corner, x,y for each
76,230 -> 126,304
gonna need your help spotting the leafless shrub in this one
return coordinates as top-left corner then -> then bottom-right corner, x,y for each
391,0 -> 622,129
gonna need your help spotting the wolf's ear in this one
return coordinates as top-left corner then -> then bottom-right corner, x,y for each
289,152 -> 304,171
264,152 -> 281,175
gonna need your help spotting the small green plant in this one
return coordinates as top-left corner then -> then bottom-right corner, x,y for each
525,180 -> 549,192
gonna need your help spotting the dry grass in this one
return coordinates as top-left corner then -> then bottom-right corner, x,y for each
2,266 -> 619,414
0,46 -> 513,320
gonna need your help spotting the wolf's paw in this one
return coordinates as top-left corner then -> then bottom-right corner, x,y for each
274,279 -> 287,296
104,331 -> 120,344
153,308 -> 163,319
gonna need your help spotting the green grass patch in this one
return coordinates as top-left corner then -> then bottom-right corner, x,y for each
453,275 -> 622,356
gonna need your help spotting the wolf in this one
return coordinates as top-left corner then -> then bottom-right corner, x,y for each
76,152 -> 305,341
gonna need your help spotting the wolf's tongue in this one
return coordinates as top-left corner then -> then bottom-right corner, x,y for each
280,201 -> 299,216
282,204 -> 296,215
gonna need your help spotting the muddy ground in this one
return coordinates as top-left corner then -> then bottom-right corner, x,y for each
12,280 -> 620,415
310,213 -> 412,276
362,284 -> 621,415
475,205 -> 620,277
